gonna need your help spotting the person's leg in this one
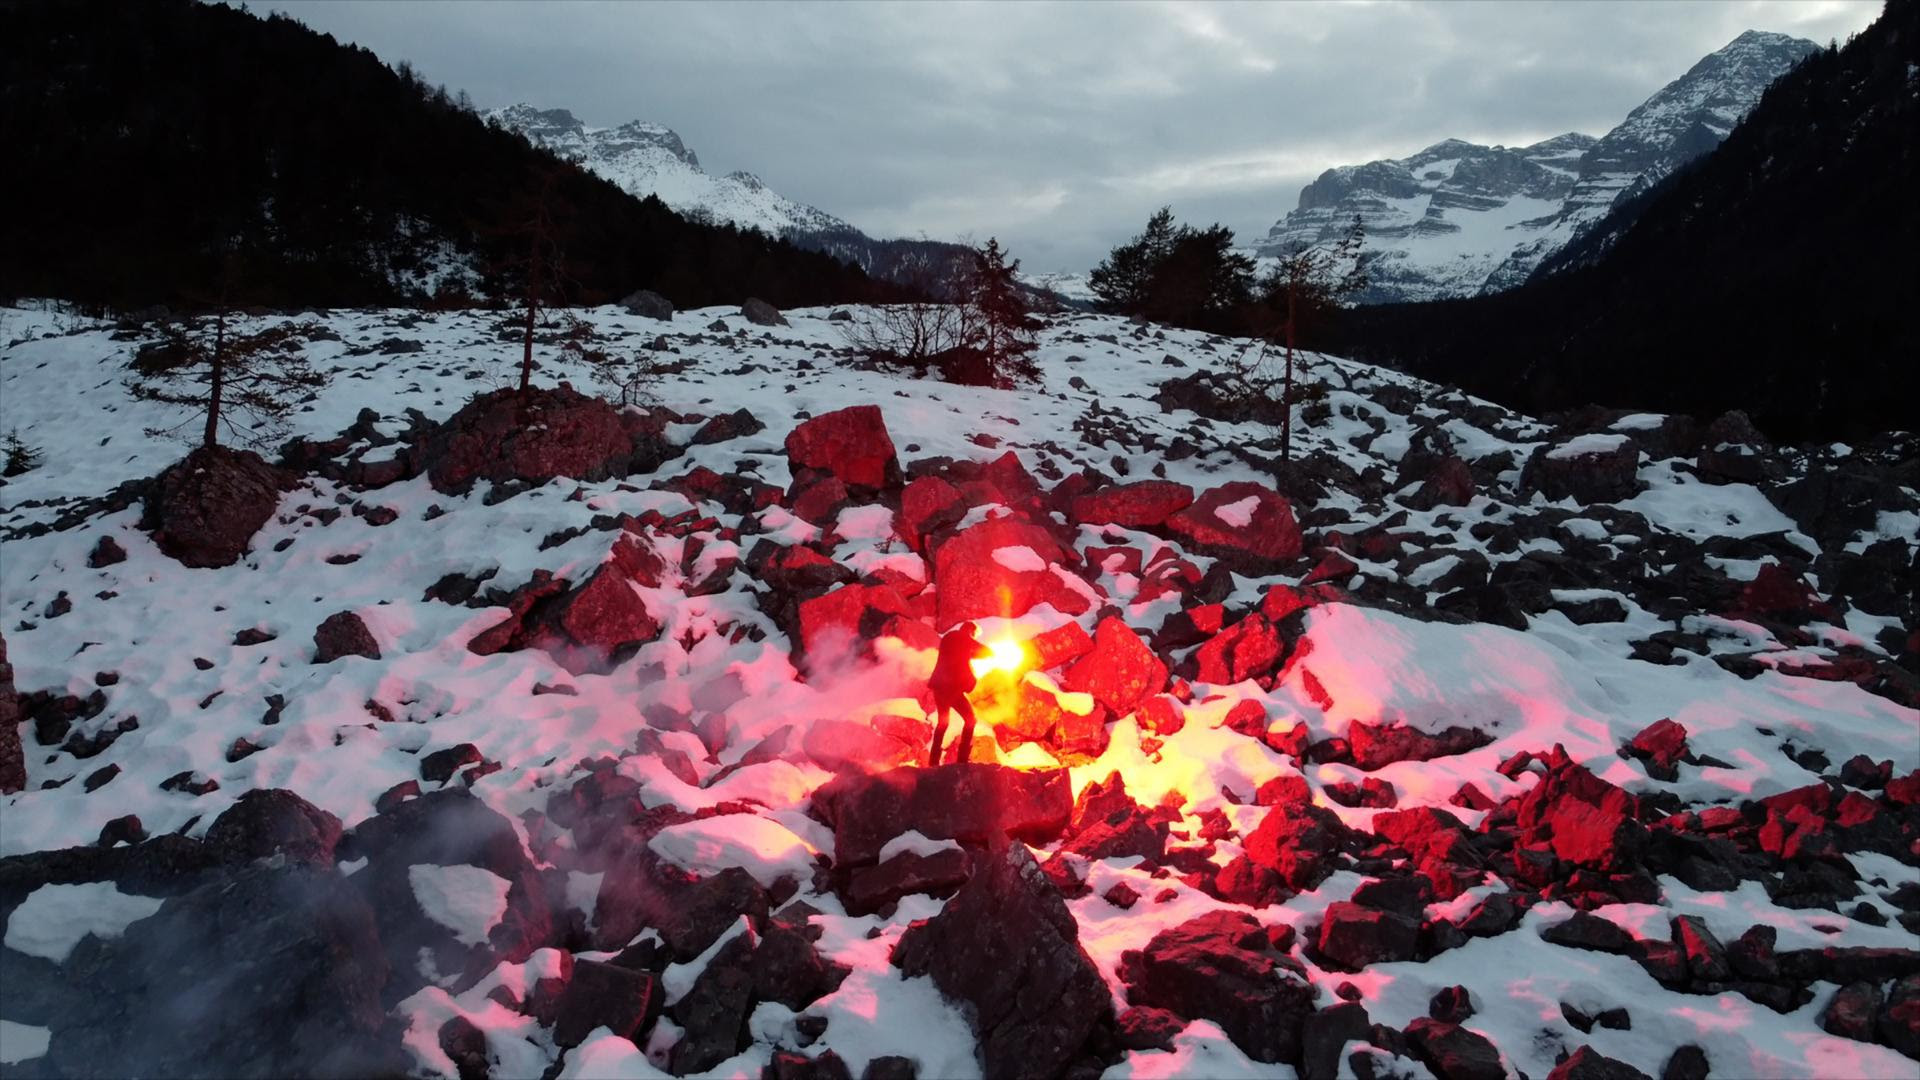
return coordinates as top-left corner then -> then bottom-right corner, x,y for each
953,695 -> 979,764
927,699 -> 951,766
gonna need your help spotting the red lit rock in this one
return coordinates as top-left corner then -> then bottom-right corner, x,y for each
1735,562 -> 1835,624
1372,807 -> 1479,866
1626,718 -> 1689,779
897,475 -> 967,554
795,583 -> 915,668
1063,617 -> 1167,717
1166,482 -> 1303,569
784,405 -> 898,490
1194,615 -> 1286,686
932,518 -> 1074,627
1243,801 -> 1352,891
1069,480 -> 1195,529
1403,1018 -> 1507,1080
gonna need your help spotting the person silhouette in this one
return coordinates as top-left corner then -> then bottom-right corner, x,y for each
927,621 -> 992,766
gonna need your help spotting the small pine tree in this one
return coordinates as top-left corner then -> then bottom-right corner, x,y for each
2,428 -> 44,478
1089,207 -> 1178,314
962,238 -> 1042,387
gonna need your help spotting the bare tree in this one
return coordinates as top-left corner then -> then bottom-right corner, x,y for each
128,260 -> 325,450
1240,215 -> 1367,460
482,162 -> 579,395
840,237 -> 1042,388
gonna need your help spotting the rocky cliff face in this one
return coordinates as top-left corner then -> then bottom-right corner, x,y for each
1257,30 -> 1817,303
489,104 -> 853,238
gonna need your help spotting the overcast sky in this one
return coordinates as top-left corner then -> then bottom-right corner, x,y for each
267,0 -> 1878,274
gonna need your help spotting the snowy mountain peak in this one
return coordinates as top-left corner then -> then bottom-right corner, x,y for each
489,103 -> 848,237
1258,30 -> 1815,303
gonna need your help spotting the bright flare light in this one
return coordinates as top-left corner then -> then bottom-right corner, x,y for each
972,637 -> 1028,679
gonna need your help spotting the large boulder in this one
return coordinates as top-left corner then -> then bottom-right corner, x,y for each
204,788 -> 343,868
784,405 -> 898,490
1061,617 -> 1167,718
144,444 -> 293,568
810,763 -> 1072,868
932,518 -> 1084,627
1523,435 -> 1642,504
343,789 -> 556,999
1165,482 -> 1303,569
45,863 -> 402,1079
1068,480 -> 1195,529
741,297 -> 789,327
411,385 -> 668,495
893,840 -> 1111,1080
621,289 -> 674,321
1121,909 -> 1315,1064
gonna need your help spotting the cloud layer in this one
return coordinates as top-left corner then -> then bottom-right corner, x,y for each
269,0 -> 1877,273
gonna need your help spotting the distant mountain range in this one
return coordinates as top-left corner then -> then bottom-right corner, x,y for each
1326,6 -> 1916,441
1257,30 -> 1819,304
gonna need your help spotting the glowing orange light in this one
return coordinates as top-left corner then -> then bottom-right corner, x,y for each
972,636 -> 1029,679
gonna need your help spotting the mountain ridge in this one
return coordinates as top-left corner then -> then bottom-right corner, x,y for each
1257,29 -> 1818,303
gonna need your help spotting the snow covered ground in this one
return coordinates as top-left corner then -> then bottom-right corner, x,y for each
1,302 -> 1915,1078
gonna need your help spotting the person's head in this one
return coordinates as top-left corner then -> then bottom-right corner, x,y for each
956,621 -> 979,640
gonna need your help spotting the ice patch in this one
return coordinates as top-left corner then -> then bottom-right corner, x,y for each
648,814 -> 819,888
1546,432 -> 1630,460
1213,495 -> 1261,528
3,882 -> 164,963
877,829 -> 964,863
0,1021 -> 52,1066
408,863 -> 513,947
991,545 -> 1049,573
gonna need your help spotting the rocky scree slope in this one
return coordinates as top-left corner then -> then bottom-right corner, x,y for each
0,303 -> 1916,1079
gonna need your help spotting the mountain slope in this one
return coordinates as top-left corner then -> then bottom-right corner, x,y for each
1258,30 -> 1816,303
0,1 -> 887,310
1325,4 -> 1919,441
489,104 -> 857,239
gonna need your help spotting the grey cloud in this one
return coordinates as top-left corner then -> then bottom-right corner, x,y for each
268,0 -> 1877,273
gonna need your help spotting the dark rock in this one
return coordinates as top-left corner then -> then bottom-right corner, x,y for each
1819,981 -> 1883,1042
1317,901 -> 1420,969
671,929 -> 757,1074
1114,1006 -> 1185,1052
421,743 -> 485,784
811,763 -> 1071,868
594,856 -> 768,960
622,289 -> 674,320
88,535 -> 128,567
691,407 -> 765,445
1523,437 -> 1642,504
438,1015 -> 490,1080
1661,1045 -> 1709,1080
143,445 -> 293,568
845,848 -> 972,915
1547,1046 -> 1652,1080
1301,1002 -> 1373,1080
553,959 -> 661,1049
1541,912 -> 1635,954
1349,721 -> 1494,771
1671,915 -> 1731,982
893,840 -> 1111,1080
1430,985 -> 1474,1023
313,610 -> 379,663
1403,1018 -> 1506,1080
1881,974 -> 1920,1060
46,863 -> 401,1080
411,385 -> 667,495
1121,909 -> 1314,1064
204,788 -> 342,867
1839,754 -> 1893,790
741,297 -> 788,327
